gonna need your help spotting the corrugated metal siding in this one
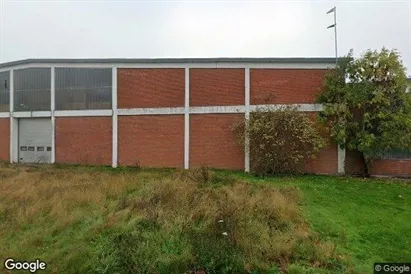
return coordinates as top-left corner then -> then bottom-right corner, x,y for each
14,68 -> 51,111
0,71 -> 10,112
55,68 -> 112,110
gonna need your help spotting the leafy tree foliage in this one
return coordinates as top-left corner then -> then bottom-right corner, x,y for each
233,107 -> 326,175
317,48 -> 411,176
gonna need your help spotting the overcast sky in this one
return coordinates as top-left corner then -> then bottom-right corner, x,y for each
0,0 -> 410,75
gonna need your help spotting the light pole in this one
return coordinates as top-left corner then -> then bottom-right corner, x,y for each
327,6 -> 345,174
327,6 -> 338,65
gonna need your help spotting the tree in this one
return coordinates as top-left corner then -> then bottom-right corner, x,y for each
317,48 -> 411,176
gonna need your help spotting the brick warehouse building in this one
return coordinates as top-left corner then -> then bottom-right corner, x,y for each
0,58 -> 409,177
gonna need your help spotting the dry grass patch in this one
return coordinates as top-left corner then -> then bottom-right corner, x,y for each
0,165 -> 345,273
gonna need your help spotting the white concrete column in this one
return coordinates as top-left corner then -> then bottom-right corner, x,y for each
244,67 -> 250,172
184,67 -> 190,169
112,67 -> 118,168
9,69 -> 17,163
50,67 -> 56,163
338,145 -> 346,175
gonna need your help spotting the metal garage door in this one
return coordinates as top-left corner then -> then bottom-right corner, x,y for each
18,118 -> 52,163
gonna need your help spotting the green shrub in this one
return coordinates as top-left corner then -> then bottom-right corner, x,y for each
233,106 -> 326,175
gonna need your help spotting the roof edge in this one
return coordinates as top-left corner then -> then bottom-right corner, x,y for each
0,57 -> 337,69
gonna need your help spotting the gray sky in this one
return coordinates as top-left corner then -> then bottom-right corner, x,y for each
0,0 -> 410,75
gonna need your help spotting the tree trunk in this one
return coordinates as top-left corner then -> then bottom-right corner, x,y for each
361,153 -> 371,178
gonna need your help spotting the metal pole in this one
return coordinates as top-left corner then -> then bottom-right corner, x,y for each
334,7 -> 338,66
334,7 -> 345,175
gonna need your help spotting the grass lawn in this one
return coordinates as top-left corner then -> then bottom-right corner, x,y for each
0,163 -> 410,273
223,172 -> 411,273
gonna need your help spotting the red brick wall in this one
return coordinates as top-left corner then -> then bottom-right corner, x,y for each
118,69 -> 185,108
190,69 -> 244,106
0,119 -> 9,161
305,141 -> 338,174
304,113 -> 338,174
306,143 -> 338,174
343,150 -> 411,177
118,115 -> 184,168
370,160 -> 411,177
190,114 -> 244,170
56,117 -> 112,165
342,149 -> 411,177
250,69 -> 327,104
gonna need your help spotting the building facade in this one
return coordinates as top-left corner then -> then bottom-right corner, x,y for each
0,58 -> 409,176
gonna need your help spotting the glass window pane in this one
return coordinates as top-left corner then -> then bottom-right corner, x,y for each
0,71 -> 10,112
55,68 -> 112,110
381,149 -> 411,160
14,68 -> 51,111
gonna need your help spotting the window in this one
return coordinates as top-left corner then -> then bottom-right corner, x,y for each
37,147 -> 44,151
20,146 -> 27,151
14,68 -> 51,111
380,149 -> 411,160
28,146 -> 35,151
55,68 -> 112,110
0,71 -> 10,112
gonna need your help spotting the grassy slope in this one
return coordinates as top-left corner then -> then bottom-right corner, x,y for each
0,164 -> 410,273
221,171 -> 411,273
